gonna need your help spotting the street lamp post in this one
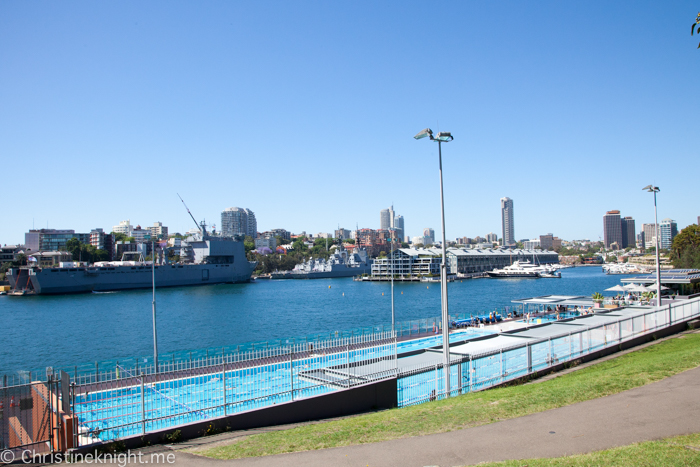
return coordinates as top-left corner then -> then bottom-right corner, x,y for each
148,236 -> 159,374
643,185 -> 662,307
415,128 -> 454,398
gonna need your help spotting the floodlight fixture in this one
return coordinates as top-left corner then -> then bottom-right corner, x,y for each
414,128 -> 433,140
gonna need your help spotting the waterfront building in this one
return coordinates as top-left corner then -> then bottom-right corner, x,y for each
621,217 -> 635,249
423,228 -> 435,244
642,223 -> 657,249
112,220 -> 133,237
0,244 -> 24,264
357,228 -> 379,257
221,207 -> 257,238
501,197 -> 515,246
524,239 -> 540,249
394,215 -> 404,241
24,229 -> 90,253
371,247 -> 559,278
149,221 -> 168,239
603,210 -> 622,249
659,218 -> 678,250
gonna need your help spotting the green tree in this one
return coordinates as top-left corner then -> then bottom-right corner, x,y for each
111,232 -> 129,242
343,239 -> 355,245
670,224 -> 700,268
244,235 -> 255,254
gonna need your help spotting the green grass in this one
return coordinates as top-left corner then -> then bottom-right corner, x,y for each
199,332 -> 700,460
471,432 -> 700,467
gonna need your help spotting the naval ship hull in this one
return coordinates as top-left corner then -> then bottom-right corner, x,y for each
25,263 -> 254,295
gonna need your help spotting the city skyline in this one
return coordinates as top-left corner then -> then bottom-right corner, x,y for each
1,2 -> 698,244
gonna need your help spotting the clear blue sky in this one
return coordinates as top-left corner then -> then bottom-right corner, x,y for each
1,1 -> 698,244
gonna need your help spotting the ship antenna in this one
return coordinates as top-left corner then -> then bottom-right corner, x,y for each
177,193 -> 207,236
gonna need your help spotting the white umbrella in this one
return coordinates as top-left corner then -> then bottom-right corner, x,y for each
645,284 -> 670,291
627,284 -> 650,293
605,285 -> 628,292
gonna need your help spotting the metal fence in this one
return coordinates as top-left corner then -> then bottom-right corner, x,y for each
397,297 -> 700,407
71,331 -> 397,445
0,377 -> 57,457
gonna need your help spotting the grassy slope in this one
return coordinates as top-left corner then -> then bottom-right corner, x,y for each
472,433 -> 700,467
201,332 -> 700,460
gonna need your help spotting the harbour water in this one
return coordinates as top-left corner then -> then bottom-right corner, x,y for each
0,266 -> 622,374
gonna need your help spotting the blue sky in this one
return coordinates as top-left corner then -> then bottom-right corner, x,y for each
1,1 -> 698,245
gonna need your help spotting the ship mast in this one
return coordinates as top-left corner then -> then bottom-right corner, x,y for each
177,193 -> 207,236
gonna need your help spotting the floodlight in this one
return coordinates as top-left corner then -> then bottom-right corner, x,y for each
414,128 -> 433,140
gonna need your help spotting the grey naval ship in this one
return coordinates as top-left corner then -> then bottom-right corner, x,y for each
7,205 -> 257,295
270,246 -> 372,279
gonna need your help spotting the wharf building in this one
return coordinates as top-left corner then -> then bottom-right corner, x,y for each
371,247 -> 559,278
0,244 -> 24,264
501,197 -> 515,246
221,207 -> 257,238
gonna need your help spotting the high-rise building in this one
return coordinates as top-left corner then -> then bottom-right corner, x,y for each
500,197 -> 515,246
659,218 -> 678,250
486,232 -> 498,243
423,228 -> 435,244
380,208 -> 394,230
603,210 -> 622,249
24,229 -> 90,252
642,223 -> 657,249
394,215 -> 404,241
621,217 -> 635,249
221,207 -> 257,238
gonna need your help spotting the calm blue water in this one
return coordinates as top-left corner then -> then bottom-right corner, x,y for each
0,266 -> 621,374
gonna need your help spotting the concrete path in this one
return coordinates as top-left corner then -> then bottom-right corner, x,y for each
171,363 -> 700,467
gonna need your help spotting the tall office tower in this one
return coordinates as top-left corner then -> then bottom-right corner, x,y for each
423,227 -> 435,244
603,210 -> 622,249
486,232 -> 498,243
221,207 -> 256,237
621,217 -> 635,248
244,208 -> 257,237
500,197 -> 515,246
394,215 -> 404,241
659,218 -> 678,250
380,208 -> 391,230
642,223 -> 657,249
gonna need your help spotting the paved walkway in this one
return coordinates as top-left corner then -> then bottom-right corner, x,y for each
168,361 -> 700,467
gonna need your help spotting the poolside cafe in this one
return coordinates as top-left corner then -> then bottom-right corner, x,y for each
511,295 -> 597,317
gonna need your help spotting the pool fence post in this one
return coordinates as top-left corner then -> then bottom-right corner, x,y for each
95,362 -> 99,383
668,303 -> 672,326
526,343 -> 532,373
500,349 -> 504,383
618,320 -> 622,343
579,331 -> 583,356
346,340 -> 350,387
569,332 -> 572,359
548,337 -> 553,366
290,347 -> 294,401
457,359 -> 462,395
222,356 -> 227,416
140,372 -> 146,434
468,355 -> 473,392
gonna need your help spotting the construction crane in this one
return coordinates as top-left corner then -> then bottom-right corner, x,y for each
177,193 -> 208,236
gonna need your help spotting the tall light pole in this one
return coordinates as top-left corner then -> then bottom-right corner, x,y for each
391,228 -> 395,334
149,236 -> 159,374
415,127 -> 454,397
643,185 -> 662,307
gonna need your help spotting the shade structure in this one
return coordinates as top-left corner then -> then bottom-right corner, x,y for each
645,284 -> 670,291
605,285 -> 628,292
627,284 -> 650,293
